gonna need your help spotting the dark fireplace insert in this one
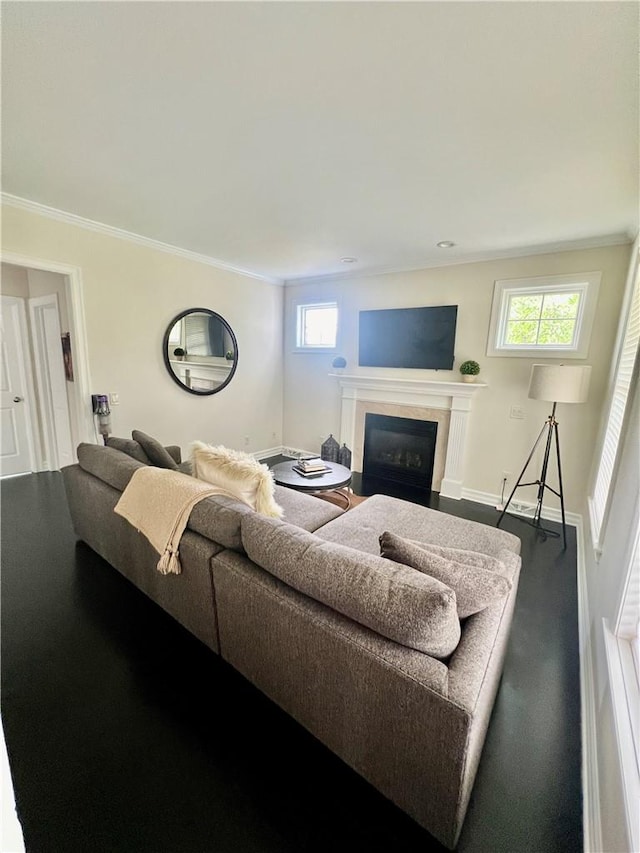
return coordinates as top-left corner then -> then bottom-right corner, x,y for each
362,413 -> 438,491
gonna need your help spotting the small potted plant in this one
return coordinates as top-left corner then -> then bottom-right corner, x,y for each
173,347 -> 186,361
459,360 -> 480,383
225,350 -> 234,361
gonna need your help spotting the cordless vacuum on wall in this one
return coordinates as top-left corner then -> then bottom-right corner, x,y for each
91,394 -> 111,445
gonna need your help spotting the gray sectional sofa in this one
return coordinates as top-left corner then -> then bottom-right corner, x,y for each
62,441 -> 522,849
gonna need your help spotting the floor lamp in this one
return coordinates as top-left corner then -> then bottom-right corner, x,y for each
497,364 -> 591,548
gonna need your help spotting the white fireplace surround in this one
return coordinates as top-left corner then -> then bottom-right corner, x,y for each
331,374 -> 486,499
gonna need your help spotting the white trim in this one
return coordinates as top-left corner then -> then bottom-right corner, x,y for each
28,294 -> 75,470
284,235 -> 632,286
332,374 -> 486,500
587,495 -> 604,557
1,253 -> 95,449
588,240 -> 639,550
460,487 -> 581,527
5,194 -> 631,289
28,294 -> 61,470
603,619 -> 640,853
252,446 -> 287,461
1,193 -> 283,287
486,272 -> 601,359
576,515 -> 604,853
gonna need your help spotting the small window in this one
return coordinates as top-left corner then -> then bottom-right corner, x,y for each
487,272 -> 600,358
295,301 -> 338,350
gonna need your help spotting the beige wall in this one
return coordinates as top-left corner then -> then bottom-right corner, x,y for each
1,263 -> 29,297
2,204 -> 285,454
284,244 -> 631,513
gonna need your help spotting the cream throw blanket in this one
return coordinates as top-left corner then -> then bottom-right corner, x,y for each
114,467 -> 223,575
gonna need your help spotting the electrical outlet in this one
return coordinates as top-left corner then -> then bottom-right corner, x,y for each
109,392 -> 120,406
509,405 -> 525,420
495,471 -> 511,510
244,435 -> 250,446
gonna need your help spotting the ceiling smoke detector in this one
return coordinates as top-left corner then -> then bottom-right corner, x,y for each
436,241 -> 456,249
340,257 -> 357,264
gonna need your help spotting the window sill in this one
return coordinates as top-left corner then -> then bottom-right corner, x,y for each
292,347 -> 337,354
486,345 -> 587,359
602,617 -> 639,853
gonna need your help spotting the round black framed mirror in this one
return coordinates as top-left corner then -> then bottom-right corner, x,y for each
162,308 -> 238,396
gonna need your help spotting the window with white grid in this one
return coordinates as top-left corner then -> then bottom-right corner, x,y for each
294,301 -> 338,351
487,272 -> 601,358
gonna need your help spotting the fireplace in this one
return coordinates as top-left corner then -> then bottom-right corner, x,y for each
363,413 -> 438,491
334,375 -> 485,499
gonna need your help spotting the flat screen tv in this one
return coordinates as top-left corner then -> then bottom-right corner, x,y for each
358,305 -> 458,370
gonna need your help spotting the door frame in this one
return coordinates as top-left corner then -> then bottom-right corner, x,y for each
2,253 -> 94,457
29,293 -> 75,471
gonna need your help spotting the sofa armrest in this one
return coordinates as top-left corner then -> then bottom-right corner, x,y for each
211,549 -> 476,848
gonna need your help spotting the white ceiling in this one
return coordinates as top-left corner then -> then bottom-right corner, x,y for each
2,2 -> 638,283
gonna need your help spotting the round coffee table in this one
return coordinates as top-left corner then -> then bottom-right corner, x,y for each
271,460 -> 352,493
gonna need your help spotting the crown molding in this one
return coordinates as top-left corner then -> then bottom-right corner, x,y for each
3,192 -> 632,288
1,193 -> 284,286
283,233 -> 633,286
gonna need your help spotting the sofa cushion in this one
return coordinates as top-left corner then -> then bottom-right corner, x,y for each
187,494 -> 254,551
132,430 -> 179,470
273,484 -> 344,530
315,493 -> 521,559
190,442 -> 282,518
241,514 -> 460,658
165,445 -> 183,465
407,540 -> 513,580
77,443 -> 145,491
106,436 -> 151,465
380,532 -> 512,618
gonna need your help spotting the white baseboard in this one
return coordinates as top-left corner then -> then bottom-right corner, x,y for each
279,446 -> 317,459
576,516 -> 603,853
461,486 -> 581,528
252,446 -> 285,461
253,445 -> 319,461
255,445 -> 328,461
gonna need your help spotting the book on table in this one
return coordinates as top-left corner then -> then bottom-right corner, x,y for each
292,464 -> 330,478
297,457 -> 327,472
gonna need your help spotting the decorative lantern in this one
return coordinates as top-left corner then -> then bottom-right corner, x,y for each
321,434 -> 340,463
338,443 -> 352,470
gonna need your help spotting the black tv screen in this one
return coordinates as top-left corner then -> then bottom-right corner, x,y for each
358,305 -> 458,370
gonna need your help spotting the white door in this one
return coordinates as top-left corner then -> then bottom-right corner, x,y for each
0,297 -> 35,477
29,295 -> 74,470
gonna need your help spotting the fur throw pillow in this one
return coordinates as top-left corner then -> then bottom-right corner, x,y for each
190,442 -> 283,518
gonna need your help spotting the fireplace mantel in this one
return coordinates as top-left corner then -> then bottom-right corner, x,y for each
329,373 -> 487,499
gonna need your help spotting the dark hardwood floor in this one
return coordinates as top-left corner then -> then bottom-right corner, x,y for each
1,471 -> 582,853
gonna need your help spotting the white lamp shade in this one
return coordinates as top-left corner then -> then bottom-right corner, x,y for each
528,364 -> 592,404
